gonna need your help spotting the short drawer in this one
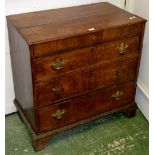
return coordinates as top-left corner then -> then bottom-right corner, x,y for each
33,36 -> 140,83
38,81 -> 135,132
35,58 -> 138,107
33,31 -> 102,57
33,23 -> 143,57
102,24 -> 144,41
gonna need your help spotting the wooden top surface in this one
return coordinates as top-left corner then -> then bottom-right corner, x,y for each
7,2 -> 146,45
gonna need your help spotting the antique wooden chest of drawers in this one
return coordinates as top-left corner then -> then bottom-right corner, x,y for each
7,2 -> 146,151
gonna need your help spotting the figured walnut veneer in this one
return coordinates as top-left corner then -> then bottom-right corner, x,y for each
7,2 -> 146,151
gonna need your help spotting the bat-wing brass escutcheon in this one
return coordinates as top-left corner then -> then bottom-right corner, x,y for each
52,109 -> 66,119
112,90 -> 123,100
117,43 -> 128,54
51,58 -> 64,71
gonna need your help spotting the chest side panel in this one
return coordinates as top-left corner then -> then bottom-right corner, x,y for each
7,20 -> 38,132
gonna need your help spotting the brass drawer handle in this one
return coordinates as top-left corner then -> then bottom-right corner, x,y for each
51,58 -> 64,71
52,109 -> 66,119
117,43 -> 128,54
51,85 -> 63,95
112,90 -> 123,100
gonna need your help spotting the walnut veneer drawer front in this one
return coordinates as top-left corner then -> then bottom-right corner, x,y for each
33,24 -> 143,57
7,2 -> 146,151
35,58 -> 138,107
33,36 -> 140,82
38,81 -> 135,132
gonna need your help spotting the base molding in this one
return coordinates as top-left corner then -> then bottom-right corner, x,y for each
14,100 -> 137,151
5,104 -> 17,115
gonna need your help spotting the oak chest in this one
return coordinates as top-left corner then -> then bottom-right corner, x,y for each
7,2 -> 146,151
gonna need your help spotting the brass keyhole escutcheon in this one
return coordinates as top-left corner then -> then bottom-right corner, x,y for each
116,68 -> 126,77
51,85 -> 63,96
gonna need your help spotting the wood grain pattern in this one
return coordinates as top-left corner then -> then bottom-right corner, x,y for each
35,58 -> 138,107
38,81 -> 135,132
7,2 -> 146,151
7,20 -> 37,132
33,24 -> 143,57
7,2 -> 146,46
33,36 -> 140,82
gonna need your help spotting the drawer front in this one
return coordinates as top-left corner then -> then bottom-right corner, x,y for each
33,36 -> 140,83
33,24 -> 143,57
35,58 -> 138,107
102,24 -> 143,41
38,81 -> 135,132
